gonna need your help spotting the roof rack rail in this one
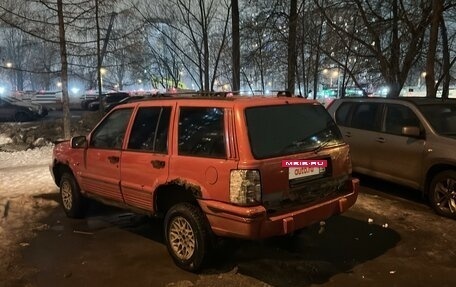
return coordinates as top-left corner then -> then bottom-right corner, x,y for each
153,91 -> 234,98
276,90 -> 292,97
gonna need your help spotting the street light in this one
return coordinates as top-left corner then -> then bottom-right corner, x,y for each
5,62 -> 14,91
100,67 -> 107,91
418,72 -> 426,88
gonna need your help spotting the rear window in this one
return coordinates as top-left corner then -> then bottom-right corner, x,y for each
245,104 -> 344,159
418,103 -> 456,136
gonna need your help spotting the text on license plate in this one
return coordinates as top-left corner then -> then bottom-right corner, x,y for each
289,167 -> 325,180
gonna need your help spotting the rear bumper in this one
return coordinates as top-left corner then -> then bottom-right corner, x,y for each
198,177 -> 359,239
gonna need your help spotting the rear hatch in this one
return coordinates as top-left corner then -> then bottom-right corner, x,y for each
244,103 -> 351,212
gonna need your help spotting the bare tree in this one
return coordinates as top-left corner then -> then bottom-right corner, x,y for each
231,0 -> 240,93
286,0 -> 298,95
315,0 -> 432,98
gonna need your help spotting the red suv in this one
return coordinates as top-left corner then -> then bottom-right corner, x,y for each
50,95 -> 359,271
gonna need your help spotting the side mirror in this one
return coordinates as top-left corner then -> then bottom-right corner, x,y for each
402,126 -> 421,138
71,135 -> 88,149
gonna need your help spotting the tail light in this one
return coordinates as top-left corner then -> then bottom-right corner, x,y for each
229,170 -> 261,205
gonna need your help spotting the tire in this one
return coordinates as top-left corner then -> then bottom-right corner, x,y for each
14,112 -> 30,122
60,173 -> 87,218
164,203 -> 211,272
429,170 -> 456,219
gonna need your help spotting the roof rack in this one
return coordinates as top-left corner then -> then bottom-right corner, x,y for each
152,91 -> 234,98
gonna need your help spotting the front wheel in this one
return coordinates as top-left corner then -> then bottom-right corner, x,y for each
164,203 -> 211,272
60,173 -> 87,218
429,170 -> 456,219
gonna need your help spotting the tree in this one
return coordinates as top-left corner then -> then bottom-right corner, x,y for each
231,0 -> 240,93
286,0 -> 298,95
315,0 -> 433,98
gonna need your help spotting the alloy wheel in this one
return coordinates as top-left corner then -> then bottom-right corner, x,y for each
168,216 -> 195,260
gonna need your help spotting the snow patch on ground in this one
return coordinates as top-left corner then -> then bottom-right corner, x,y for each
0,134 -> 13,145
0,145 -> 59,279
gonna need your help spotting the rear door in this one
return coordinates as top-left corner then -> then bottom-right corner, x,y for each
120,105 -> 173,211
80,108 -> 132,201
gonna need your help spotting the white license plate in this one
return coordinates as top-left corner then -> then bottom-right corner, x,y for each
289,167 -> 325,180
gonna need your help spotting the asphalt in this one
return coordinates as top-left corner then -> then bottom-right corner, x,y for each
6,179 -> 456,287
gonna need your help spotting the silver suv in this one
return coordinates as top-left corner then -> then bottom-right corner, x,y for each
327,97 -> 456,219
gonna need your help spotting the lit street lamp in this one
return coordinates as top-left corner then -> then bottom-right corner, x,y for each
5,62 -> 14,91
100,67 -> 107,91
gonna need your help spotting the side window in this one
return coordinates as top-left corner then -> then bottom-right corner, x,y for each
384,104 -> 420,135
90,108 -> 132,149
350,103 -> 381,131
127,107 -> 171,153
335,102 -> 353,126
178,107 -> 226,158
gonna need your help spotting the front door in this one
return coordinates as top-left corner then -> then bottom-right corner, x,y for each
371,104 -> 425,188
80,108 -> 132,202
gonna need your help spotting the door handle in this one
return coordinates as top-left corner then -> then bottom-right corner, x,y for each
376,137 -> 386,143
108,156 -> 120,164
151,160 -> 165,169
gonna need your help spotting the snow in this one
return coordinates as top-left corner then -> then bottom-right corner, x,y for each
0,140 -> 59,274
0,144 -> 57,197
0,134 -> 13,145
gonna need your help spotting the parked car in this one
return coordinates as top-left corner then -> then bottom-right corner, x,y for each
0,96 -> 48,122
100,92 -> 130,111
84,92 -> 130,111
327,97 -> 456,219
104,95 -> 145,113
50,95 -> 359,271
87,100 -> 100,111
80,93 -> 98,110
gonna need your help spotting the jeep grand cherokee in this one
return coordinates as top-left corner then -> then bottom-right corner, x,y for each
50,95 -> 359,271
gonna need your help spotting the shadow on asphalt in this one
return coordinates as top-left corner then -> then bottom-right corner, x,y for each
355,173 -> 428,205
32,194 -> 401,287
207,214 -> 401,286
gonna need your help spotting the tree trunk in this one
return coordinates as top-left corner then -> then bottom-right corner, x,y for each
231,0 -> 240,94
287,0 -> 298,95
57,0 -> 71,139
95,0 -> 104,114
426,0 -> 443,98
312,19 -> 324,100
440,16 -> 450,99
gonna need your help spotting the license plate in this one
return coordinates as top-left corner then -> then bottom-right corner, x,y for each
289,167 -> 325,180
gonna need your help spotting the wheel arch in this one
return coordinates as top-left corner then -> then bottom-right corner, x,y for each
52,161 -> 74,187
154,180 -> 202,216
424,164 -> 456,194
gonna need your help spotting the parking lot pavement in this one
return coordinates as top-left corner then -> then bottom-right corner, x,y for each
2,179 -> 456,287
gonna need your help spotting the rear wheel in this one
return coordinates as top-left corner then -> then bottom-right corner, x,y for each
164,203 -> 211,272
60,173 -> 87,218
429,170 -> 456,219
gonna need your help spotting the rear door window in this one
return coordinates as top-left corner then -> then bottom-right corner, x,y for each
350,103 -> 382,131
178,107 -> 226,158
